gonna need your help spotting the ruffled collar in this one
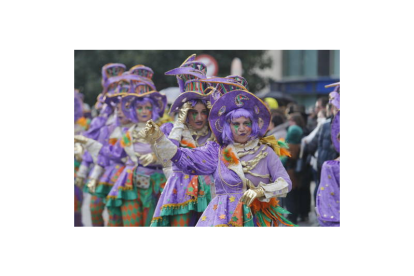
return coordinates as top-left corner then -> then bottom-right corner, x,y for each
233,138 -> 259,153
188,124 -> 209,138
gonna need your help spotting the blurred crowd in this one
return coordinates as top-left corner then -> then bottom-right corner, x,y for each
263,96 -> 339,224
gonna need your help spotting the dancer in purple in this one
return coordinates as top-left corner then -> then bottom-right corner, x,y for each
77,66 -> 167,226
316,82 -> 340,226
150,55 -> 215,226
140,85 -> 296,227
75,63 -> 126,226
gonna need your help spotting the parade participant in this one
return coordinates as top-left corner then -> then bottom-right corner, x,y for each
76,66 -> 167,226
150,55 -> 215,226
75,63 -> 126,226
316,82 -> 340,227
84,76 -> 137,226
139,87 -> 296,227
74,90 -> 85,226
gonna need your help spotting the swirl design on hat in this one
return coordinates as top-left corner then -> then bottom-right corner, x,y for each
215,119 -> 223,132
218,106 -> 226,116
235,94 -> 249,107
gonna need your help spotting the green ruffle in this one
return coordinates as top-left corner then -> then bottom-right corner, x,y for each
243,205 -> 255,227
150,216 -> 171,227
95,184 -> 113,199
158,175 -> 212,218
106,172 -> 166,209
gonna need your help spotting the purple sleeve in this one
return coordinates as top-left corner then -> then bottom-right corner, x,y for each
316,160 -> 340,226
83,116 -> 106,140
99,141 -> 127,162
171,141 -> 219,175
81,151 -> 93,167
267,147 -> 292,192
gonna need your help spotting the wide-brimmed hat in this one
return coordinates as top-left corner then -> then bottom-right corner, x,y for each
165,54 -> 207,92
129,65 -> 154,80
199,75 -> 249,105
169,79 -> 214,114
117,68 -> 167,119
325,82 -> 340,153
209,90 -> 270,145
165,54 -> 212,113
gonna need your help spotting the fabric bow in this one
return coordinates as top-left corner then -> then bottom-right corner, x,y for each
259,136 -> 291,157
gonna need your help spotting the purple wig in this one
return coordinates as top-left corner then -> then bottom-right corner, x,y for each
127,97 -> 160,123
221,108 -> 259,145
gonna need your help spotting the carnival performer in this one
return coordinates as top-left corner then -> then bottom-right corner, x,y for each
316,82 -> 340,227
75,64 -> 126,226
84,75 -> 139,226
150,55 -> 215,226
74,89 -> 86,226
76,65 -> 168,227
139,86 -> 296,227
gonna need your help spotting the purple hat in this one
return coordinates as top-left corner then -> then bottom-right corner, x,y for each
209,90 -> 270,145
129,65 -> 154,80
74,89 -> 84,123
165,54 -> 207,92
325,82 -> 340,153
118,68 -> 167,119
101,63 -> 127,93
168,79 -> 214,114
166,54 -> 212,114
199,75 -> 249,105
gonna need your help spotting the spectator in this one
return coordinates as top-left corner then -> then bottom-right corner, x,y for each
266,112 -> 288,140
283,112 -> 305,224
307,96 -> 329,132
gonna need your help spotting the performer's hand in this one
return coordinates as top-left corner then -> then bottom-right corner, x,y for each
135,120 -> 163,144
75,176 -> 85,189
177,102 -> 192,124
87,178 -> 98,193
74,135 -> 89,144
240,180 -> 265,207
139,153 -> 157,167
74,143 -> 84,161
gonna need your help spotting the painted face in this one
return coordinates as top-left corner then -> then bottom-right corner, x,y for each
136,101 -> 153,122
231,116 -> 252,144
116,102 -> 131,125
187,102 -> 208,130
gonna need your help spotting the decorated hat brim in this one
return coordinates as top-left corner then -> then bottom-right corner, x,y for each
199,78 -> 248,91
165,67 -> 206,79
121,91 -> 167,118
331,111 -> 340,153
208,90 -> 271,145
169,91 -> 211,114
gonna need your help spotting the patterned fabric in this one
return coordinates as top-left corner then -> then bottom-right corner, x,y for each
107,207 -> 123,226
90,195 -> 105,226
170,212 -> 195,227
121,198 -> 145,226
74,185 -> 83,213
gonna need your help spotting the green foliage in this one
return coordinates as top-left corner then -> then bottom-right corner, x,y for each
75,50 -> 272,106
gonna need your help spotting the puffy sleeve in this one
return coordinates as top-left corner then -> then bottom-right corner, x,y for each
257,147 -> 292,200
152,134 -> 219,175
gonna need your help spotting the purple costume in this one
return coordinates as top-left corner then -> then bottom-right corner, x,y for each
316,82 -> 340,226
152,89 -> 295,227
150,54 -> 214,226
